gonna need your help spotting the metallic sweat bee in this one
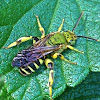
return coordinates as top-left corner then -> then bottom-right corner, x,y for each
4,12 -> 99,100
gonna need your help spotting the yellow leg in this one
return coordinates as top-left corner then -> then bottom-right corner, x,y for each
35,15 -> 45,38
3,36 -> 33,49
58,19 -> 64,32
49,70 -> 54,100
67,45 -> 84,54
44,59 -> 54,100
52,53 -> 76,65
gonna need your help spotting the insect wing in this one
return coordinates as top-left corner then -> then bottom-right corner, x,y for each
12,45 -> 60,67
34,32 -> 56,47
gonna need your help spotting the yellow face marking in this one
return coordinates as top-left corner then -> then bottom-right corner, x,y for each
34,63 -> 39,69
27,66 -> 35,72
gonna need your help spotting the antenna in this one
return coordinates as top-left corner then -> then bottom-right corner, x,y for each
77,36 -> 99,42
72,12 -> 84,32
72,12 -> 99,42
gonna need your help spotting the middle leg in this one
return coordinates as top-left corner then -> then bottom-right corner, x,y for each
35,15 -> 45,38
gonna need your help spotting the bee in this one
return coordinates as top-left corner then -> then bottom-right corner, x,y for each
4,12 -> 99,100
12,45 -> 60,76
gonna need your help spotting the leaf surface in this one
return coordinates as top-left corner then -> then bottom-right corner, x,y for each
0,0 -> 100,100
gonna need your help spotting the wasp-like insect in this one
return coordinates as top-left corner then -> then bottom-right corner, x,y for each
4,12 -> 99,100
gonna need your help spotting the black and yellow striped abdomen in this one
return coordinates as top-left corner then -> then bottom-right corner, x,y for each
19,58 -> 44,76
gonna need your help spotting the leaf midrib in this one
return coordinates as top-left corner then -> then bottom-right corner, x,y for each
2,0 -> 43,48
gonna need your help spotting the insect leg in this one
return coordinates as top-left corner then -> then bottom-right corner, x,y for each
67,45 -> 84,54
52,53 -> 76,64
44,58 -> 54,100
35,15 -> 45,38
32,37 -> 40,44
58,19 -> 64,32
3,36 -> 33,49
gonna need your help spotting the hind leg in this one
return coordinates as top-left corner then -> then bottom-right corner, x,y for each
44,58 -> 54,100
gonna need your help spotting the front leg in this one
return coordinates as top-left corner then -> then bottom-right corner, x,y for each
67,45 -> 84,54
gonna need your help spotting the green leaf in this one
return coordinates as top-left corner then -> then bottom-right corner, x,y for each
55,72 -> 100,100
0,0 -> 100,100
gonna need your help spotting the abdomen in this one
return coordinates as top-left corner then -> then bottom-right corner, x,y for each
19,58 -> 44,76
